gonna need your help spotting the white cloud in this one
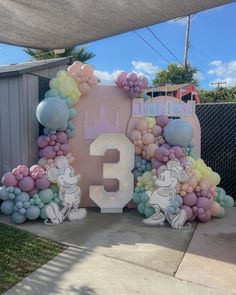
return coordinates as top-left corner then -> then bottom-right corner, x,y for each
168,17 -> 187,26
208,60 -> 236,87
193,71 -> 204,81
132,61 -> 159,75
94,70 -> 124,85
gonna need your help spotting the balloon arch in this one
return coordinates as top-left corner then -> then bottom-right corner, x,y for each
0,62 -> 234,224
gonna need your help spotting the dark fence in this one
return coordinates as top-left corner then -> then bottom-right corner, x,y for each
196,103 -> 236,199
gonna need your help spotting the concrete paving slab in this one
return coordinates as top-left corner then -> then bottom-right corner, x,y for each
4,247 -> 232,295
176,207 -> 236,294
0,209 -> 196,276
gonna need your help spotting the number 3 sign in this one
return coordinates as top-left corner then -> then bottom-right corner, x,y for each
90,134 -> 135,213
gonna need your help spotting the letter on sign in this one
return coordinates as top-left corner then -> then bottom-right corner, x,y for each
90,134 -> 134,213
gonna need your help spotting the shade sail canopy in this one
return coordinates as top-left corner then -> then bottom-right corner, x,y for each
0,0 -> 234,49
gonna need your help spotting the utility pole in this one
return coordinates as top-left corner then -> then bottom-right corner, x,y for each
184,15 -> 191,68
211,81 -> 227,88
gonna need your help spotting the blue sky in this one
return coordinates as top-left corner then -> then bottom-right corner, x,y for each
0,2 -> 236,89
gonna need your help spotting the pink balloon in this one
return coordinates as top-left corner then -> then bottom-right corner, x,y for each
81,64 -> 94,77
18,176 -> 35,192
115,72 -> 128,87
2,172 -> 17,186
35,175 -> 50,189
15,174 -> 24,181
43,146 -> 56,159
79,82 -> 90,95
127,73 -> 138,82
30,165 -> 45,179
60,143 -> 71,155
156,115 -> 170,128
56,132 -> 67,143
37,136 -> 48,148
139,76 -> 149,88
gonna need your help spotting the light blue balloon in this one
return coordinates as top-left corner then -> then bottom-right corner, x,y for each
44,89 -> 59,98
12,212 -> 26,224
0,186 -> 8,200
15,192 -> 30,203
19,208 -> 26,215
26,205 -> 40,220
16,201 -> 23,208
164,119 -> 193,147
36,97 -> 69,130
1,200 -> 14,215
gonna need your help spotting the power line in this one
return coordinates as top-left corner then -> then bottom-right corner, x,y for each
133,30 -> 171,64
146,27 -> 183,65
190,44 -> 215,62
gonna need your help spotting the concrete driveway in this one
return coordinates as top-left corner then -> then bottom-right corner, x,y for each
1,208 -> 236,295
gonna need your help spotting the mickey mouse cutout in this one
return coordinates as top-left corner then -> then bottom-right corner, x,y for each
45,156 -> 87,225
143,160 -> 190,229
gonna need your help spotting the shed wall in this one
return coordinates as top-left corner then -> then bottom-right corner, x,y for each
0,64 -> 67,176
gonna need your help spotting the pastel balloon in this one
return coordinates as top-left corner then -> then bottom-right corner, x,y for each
81,64 -> 93,77
0,186 -> 8,200
135,119 -> 148,131
142,133 -> 155,145
36,97 -> 70,131
26,205 -> 40,220
115,72 -> 127,87
18,176 -> 35,192
156,115 -> 170,128
183,192 -> 197,206
1,200 -> 14,215
164,119 -> 193,147
2,172 -> 17,187
210,201 -> 222,217
196,197 -> 211,210
11,212 -> 26,224
79,82 -> 90,95
35,176 -> 50,189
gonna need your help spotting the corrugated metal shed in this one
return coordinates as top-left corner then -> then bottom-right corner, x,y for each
0,57 -> 73,176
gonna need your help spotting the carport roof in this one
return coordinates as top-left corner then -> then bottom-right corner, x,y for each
0,0 -> 234,49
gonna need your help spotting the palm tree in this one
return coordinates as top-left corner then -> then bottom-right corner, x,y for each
23,47 -> 95,62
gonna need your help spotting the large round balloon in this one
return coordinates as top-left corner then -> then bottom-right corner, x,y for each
36,97 -> 69,131
164,119 -> 193,147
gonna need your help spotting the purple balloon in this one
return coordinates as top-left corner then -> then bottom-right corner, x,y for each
43,146 -> 56,159
139,76 -> 149,88
127,73 -> 138,82
123,86 -> 129,91
115,72 -> 128,87
128,88 -> 138,98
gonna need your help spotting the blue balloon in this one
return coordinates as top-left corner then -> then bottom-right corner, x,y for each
12,212 -> 26,224
0,186 -> 8,200
164,119 -> 193,147
36,97 -> 69,131
15,192 -> 30,203
1,200 -> 14,215
26,205 -> 40,220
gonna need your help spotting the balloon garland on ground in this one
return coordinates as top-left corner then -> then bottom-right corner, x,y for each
130,115 -> 234,222
0,68 -> 234,224
0,62 -> 97,223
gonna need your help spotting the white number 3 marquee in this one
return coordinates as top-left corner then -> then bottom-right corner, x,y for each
90,134 -> 134,213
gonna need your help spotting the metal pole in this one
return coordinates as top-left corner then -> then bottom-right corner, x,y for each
184,15 -> 191,68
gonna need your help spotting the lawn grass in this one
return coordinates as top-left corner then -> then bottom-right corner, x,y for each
0,223 -> 66,294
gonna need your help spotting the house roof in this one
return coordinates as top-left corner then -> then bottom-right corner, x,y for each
0,57 -> 74,78
0,0 -> 233,49
157,83 -> 192,92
